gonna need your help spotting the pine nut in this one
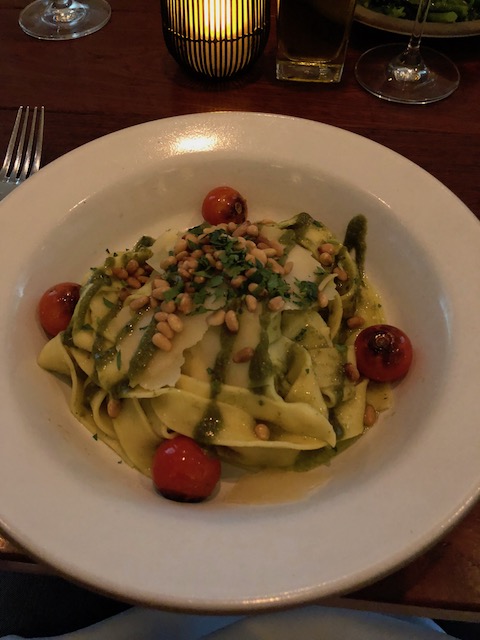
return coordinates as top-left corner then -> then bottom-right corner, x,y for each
347,315 -> 365,329
251,247 -> 267,265
125,259 -> 139,274
245,294 -> 257,312
177,293 -> 193,314
254,423 -> 270,441
126,276 -> 141,289
268,296 -> 285,312
151,287 -> 169,300
107,398 -> 122,419
318,252 -> 334,266
225,309 -> 239,333
320,243 -> 336,255
283,261 -> 294,275
160,300 -> 176,313
167,314 -> 184,333
233,347 -> 255,363
159,255 -> 177,270
246,224 -> 259,236
318,292 -> 329,308
112,266 -> 129,280
129,295 -> 150,311
333,266 -> 348,282
152,333 -> 173,351
231,275 -> 246,288
156,321 -> 175,339
174,238 -> 188,254
208,309 -> 226,326
344,362 -> 360,382
364,404 -> 377,427
154,311 -> 168,322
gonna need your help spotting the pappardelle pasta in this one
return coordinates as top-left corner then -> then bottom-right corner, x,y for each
38,188 -> 412,502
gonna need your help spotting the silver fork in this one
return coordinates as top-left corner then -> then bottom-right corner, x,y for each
0,106 -> 45,201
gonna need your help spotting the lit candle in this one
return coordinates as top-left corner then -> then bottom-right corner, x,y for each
161,0 -> 270,79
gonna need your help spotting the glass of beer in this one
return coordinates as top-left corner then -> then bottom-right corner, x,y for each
276,0 -> 357,83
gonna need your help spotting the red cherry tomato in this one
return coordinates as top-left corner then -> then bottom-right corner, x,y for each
152,435 -> 221,502
201,186 -> 247,225
354,324 -> 413,383
38,282 -> 81,337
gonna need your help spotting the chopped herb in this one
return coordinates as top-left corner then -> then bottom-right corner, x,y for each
116,350 -> 122,370
93,433 -> 98,440
103,297 -> 116,309
81,323 -> 94,331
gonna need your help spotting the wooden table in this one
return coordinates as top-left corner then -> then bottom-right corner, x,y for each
1,0 -> 479,621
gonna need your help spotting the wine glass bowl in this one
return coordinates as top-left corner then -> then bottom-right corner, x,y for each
355,0 -> 460,104
19,0 -> 111,41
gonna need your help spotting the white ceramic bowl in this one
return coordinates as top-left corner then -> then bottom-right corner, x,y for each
0,112 -> 479,611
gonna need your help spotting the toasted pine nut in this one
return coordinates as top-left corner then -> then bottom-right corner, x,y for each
137,275 -> 149,284
159,256 -> 177,271
268,296 -> 285,312
153,278 -> 170,291
112,266 -> 129,280
126,276 -> 141,289
364,404 -> 377,427
125,259 -> 139,274
151,287 -> 169,300
347,315 -> 365,330
333,266 -> 348,282
344,362 -> 360,382
129,295 -> 150,311
149,296 -> 159,309
245,294 -> 257,312
208,309 -> 226,326
254,423 -> 270,441
107,398 -> 122,419
154,311 -> 168,322
231,275 -> 246,288
246,224 -> 259,236
318,292 -> 329,308
152,332 -> 173,351
233,347 -> 255,363
227,221 -> 237,233
160,300 -> 176,313
283,261 -> 294,275
156,321 -> 175,339
320,243 -> 336,255
167,314 -> 184,333
225,309 -> 239,333
174,238 -> 188,254
251,247 -> 267,266
318,252 -> 334,266
177,293 -> 193,314
267,258 -> 284,274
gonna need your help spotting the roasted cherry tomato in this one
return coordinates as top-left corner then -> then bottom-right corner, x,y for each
38,282 -> 81,337
201,186 -> 247,225
152,435 -> 221,503
354,324 -> 413,383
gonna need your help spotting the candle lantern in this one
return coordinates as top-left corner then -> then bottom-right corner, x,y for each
160,1 -> 270,79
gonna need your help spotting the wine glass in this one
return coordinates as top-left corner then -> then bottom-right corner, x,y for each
19,0 -> 111,41
355,0 -> 459,104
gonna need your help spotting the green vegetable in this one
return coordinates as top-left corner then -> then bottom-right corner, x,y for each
359,0 -> 480,22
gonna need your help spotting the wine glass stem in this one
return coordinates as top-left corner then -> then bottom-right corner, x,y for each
403,0 -> 432,65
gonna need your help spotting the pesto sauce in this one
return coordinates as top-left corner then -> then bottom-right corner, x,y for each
209,325 -> 237,398
127,318 -> 158,381
249,310 -> 273,388
193,401 -> 224,444
293,437 -> 359,472
343,214 -> 367,274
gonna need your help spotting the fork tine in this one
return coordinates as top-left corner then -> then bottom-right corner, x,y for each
0,107 -> 24,178
11,106 -> 30,179
30,106 -> 45,177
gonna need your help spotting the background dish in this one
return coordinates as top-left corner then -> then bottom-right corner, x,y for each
0,112 -> 479,611
355,5 -> 480,36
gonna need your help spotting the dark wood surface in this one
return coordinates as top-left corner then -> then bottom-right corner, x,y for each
1,0 -> 479,619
